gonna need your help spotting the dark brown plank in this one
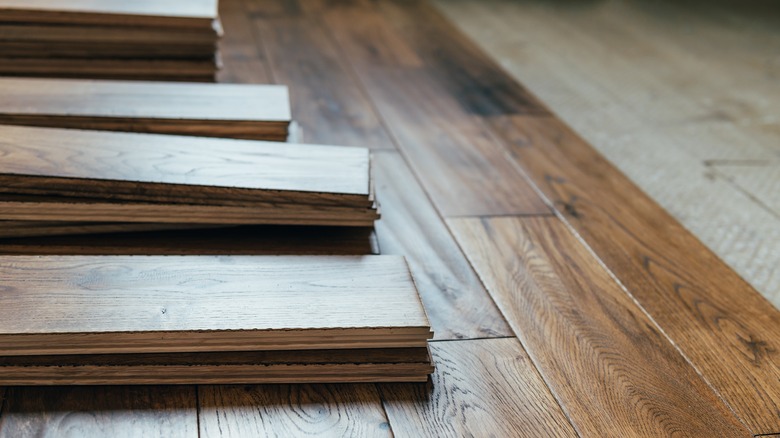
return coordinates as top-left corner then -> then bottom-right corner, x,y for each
489,114 -> 780,434
373,0 -> 548,117
0,386 -> 198,438
379,338 -> 576,437
0,225 -> 377,255
199,384 -> 392,437
449,217 -> 749,436
217,0 -> 272,84
319,0 -> 550,216
373,151 -> 512,339
250,3 -> 396,149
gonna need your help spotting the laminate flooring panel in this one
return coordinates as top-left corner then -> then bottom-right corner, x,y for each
0,348 -> 434,385
0,0 -> 218,30
0,255 -> 432,356
0,78 -> 289,135
0,125 -> 370,208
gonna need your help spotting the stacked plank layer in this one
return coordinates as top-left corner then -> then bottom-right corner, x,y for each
0,0 -> 221,81
0,125 -> 379,234
0,255 -> 434,384
0,78 -> 292,140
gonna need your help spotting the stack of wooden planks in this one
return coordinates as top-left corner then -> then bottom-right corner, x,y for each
0,255 -> 434,384
0,78 -> 292,140
0,124 -> 379,236
0,0 -> 221,81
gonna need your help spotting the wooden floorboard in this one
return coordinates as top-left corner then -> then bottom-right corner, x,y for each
248,1 -> 396,149
372,151 -> 512,340
0,386 -> 198,438
317,0 -> 551,216
448,216 -> 749,436
379,338 -> 576,437
199,384 -> 391,437
217,0 -> 273,84
487,114 -> 780,434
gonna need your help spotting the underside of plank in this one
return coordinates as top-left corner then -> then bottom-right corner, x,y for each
0,255 -> 431,355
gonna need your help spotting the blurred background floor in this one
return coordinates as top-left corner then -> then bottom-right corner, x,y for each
435,0 -> 780,306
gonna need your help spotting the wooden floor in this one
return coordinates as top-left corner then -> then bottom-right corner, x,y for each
435,0 -> 780,307
0,0 -> 779,436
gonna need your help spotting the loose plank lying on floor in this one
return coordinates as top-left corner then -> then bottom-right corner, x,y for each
0,125 -> 368,207
379,338 -> 576,437
200,384 -> 391,438
0,255 -> 431,355
0,348 -> 433,385
0,225 -> 378,255
0,79 -> 290,140
0,386 -> 198,438
0,0 -> 218,29
489,114 -> 780,434
448,217 -> 748,436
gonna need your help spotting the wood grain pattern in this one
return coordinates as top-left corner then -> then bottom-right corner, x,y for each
0,348 -> 433,385
0,225 -> 378,256
380,338 -> 576,437
489,114 -> 780,434
0,125 -> 369,206
0,58 -> 218,81
200,384 -> 392,438
0,386 -> 198,438
0,198 -> 379,227
0,0 -> 218,29
0,78 -> 287,122
0,255 -> 431,355
253,8 -> 396,149
319,0 -> 550,216
372,151 -> 512,339
449,217 -> 749,436
217,0 -> 273,84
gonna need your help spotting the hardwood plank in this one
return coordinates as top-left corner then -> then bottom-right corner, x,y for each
253,8 -> 396,148
0,255 -> 431,355
0,225 -> 378,256
218,0 -> 273,84
0,24 -> 218,45
0,348 -> 433,385
372,0 -> 547,117
0,0 -> 218,29
488,114 -> 780,434
0,41 -> 217,60
372,151 -> 512,339
449,217 -> 749,436
0,125 -> 369,207
0,386 -> 198,438
320,1 -> 550,216
200,383 -> 392,438
0,59 -> 218,81
379,338 -> 576,437
0,78 -> 289,139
